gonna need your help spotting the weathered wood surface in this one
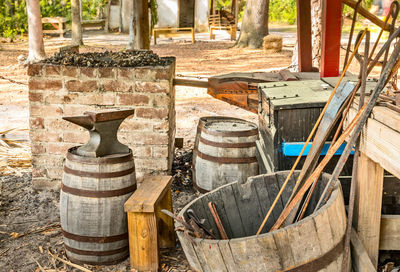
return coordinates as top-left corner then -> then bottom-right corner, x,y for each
350,228 -> 377,272
177,171 -> 347,271
60,150 -> 136,264
194,118 -> 259,192
124,176 -> 175,271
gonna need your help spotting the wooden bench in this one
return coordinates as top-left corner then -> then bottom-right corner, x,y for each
152,27 -> 195,45
124,176 -> 175,271
42,17 -> 67,38
81,19 -> 106,30
208,14 -> 236,41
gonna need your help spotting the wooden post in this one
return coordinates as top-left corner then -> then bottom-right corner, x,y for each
134,0 -> 150,49
296,0 -> 313,72
354,152 -> 384,268
320,0 -> 342,77
71,0 -> 83,45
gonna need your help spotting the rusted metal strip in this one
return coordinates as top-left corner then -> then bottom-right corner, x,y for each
199,137 -> 256,148
64,244 -> 128,256
196,150 -> 257,164
67,147 -> 133,165
61,183 -> 136,198
67,254 -> 128,266
208,202 -> 228,239
201,126 -> 258,137
63,166 -> 135,178
62,229 -> 128,243
284,236 -> 344,272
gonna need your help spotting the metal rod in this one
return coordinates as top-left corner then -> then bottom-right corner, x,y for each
208,202 -> 228,240
255,30 -> 367,236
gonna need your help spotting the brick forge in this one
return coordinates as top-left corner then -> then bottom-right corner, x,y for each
28,59 -> 176,190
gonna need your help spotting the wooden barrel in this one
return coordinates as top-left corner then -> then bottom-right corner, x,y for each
60,147 -> 136,265
192,116 -> 243,186
178,171 -> 347,272
193,118 -> 259,193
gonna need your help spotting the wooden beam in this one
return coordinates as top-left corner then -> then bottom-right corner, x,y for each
296,0 -> 313,72
173,78 -> 209,88
346,105 -> 400,179
342,0 -> 390,31
320,0 -> 342,77
351,228 -> 377,272
380,214 -> 400,250
353,151 -> 384,268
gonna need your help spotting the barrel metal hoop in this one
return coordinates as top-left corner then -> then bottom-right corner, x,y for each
67,254 -> 129,266
201,126 -> 259,137
67,147 -> 133,165
62,229 -> 128,243
64,244 -> 128,256
193,180 -> 210,194
64,166 -> 135,178
61,183 -> 136,198
196,150 -> 257,164
199,137 -> 256,148
284,235 -> 345,272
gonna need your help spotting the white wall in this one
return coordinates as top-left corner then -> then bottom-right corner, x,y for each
156,0 -> 179,28
195,0 -> 209,32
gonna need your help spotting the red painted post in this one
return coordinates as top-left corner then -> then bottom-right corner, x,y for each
297,0 -> 313,72
320,0 -> 342,77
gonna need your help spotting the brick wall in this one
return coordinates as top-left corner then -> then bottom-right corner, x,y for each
28,60 -> 176,190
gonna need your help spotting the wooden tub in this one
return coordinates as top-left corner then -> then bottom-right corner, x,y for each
177,170 -> 346,272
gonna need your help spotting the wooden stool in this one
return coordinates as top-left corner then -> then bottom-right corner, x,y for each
124,176 -> 175,271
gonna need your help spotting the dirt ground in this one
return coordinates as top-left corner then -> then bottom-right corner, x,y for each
0,31 -> 293,271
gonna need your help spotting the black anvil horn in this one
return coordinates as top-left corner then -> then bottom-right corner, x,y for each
63,109 -> 134,157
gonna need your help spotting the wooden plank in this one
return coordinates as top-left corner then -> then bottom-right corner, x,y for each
279,69 -> 298,81
124,176 -> 172,212
350,228 -> 377,272
231,180 -> 264,236
256,235 -> 282,270
296,0 -> 313,72
173,78 -> 209,88
219,183 -> 246,238
346,106 -> 400,179
229,237 -> 269,271
379,214 -> 400,250
191,238 -> 212,272
265,174 -> 285,224
128,212 -> 158,271
200,239 -> 228,271
354,152 -> 384,267
253,174 -> 276,233
218,240 -> 238,272
176,232 -> 202,271
272,228 -> 296,269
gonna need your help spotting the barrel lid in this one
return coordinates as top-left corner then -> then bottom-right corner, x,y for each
202,119 -> 258,137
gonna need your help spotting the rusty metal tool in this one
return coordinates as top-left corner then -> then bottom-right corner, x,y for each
382,1 -> 399,72
186,209 -> 216,238
208,202 -> 228,239
63,109 -> 134,157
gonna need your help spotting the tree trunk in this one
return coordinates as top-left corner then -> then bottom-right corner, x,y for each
128,0 -> 150,49
71,0 -> 83,46
26,0 -> 46,63
236,0 -> 269,48
291,0 -> 322,71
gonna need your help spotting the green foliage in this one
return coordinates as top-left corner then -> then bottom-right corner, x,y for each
269,0 -> 296,25
0,0 -> 28,39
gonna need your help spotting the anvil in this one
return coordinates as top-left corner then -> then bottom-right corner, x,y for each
63,109 -> 134,157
